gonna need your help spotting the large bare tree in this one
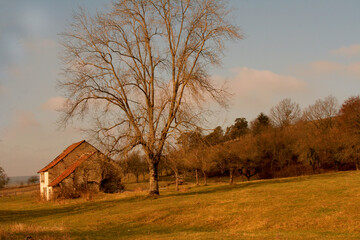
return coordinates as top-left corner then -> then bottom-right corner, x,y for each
59,0 -> 241,195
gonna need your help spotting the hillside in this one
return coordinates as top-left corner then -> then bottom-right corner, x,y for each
1,171 -> 360,239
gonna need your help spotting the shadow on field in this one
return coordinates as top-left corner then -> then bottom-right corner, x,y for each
0,195 -> 142,224
68,223 -> 213,239
0,174 -> 326,225
164,175 -> 315,198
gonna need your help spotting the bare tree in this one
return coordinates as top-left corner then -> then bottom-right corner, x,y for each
270,98 -> 301,127
302,95 -> 339,131
212,144 -> 240,184
126,151 -> 147,183
165,148 -> 186,191
59,0 -> 241,195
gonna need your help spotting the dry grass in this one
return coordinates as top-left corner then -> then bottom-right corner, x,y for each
0,184 -> 39,198
9,223 -> 65,232
1,171 -> 360,239
0,223 -> 69,240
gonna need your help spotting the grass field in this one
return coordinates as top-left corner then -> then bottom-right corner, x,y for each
1,171 -> 360,239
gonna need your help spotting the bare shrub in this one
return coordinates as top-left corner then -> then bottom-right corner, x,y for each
52,186 -> 81,201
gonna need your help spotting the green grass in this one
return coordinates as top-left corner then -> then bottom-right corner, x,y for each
1,171 -> 360,239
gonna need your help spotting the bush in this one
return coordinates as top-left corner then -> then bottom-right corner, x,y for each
100,178 -> 124,193
52,186 -> 81,200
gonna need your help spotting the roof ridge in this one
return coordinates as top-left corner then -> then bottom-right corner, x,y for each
38,140 -> 86,173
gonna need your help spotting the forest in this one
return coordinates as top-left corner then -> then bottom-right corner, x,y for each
121,95 -> 360,189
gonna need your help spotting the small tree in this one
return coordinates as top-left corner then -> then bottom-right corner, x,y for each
126,151 -> 147,183
250,112 -> 270,135
231,135 -> 260,181
204,126 -> 224,146
165,149 -> 186,191
27,176 -> 39,185
212,144 -> 240,184
178,129 -> 205,186
188,146 -> 214,186
0,167 -> 9,189
339,96 -> 360,134
225,118 -> 248,140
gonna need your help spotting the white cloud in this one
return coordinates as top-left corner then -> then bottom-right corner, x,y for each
0,85 -> 8,95
347,62 -> 360,78
226,67 -> 307,95
212,67 -> 308,122
331,44 -> 360,57
13,110 -> 40,129
22,38 -> 57,53
308,61 -> 345,74
42,96 -> 68,111
295,61 -> 360,79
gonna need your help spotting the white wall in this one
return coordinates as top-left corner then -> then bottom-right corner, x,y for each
39,172 -> 52,200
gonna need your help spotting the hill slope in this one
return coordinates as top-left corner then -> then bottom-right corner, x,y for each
1,171 -> 360,239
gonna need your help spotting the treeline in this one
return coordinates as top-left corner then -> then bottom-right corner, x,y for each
119,95 -> 360,189
162,95 -> 360,188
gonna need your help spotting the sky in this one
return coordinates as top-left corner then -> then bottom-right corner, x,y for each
1,0 -> 360,176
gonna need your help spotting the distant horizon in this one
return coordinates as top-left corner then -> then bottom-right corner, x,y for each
8,175 -> 38,178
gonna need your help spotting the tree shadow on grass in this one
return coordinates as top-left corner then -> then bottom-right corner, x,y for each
0,195 -> 143,224
163,175 -> 315,198
68,222 -> 214,240
0,174 -> 329,225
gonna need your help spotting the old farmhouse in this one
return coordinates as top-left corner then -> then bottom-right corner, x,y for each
38,140 -> 120,200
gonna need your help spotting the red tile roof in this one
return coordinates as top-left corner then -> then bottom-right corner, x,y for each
49,151 -> 98,187
38,140 -> 85,173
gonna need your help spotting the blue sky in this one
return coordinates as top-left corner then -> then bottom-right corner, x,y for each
1,0 -> 360,176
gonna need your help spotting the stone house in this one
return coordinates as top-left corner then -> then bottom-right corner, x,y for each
38,140 -> 119,200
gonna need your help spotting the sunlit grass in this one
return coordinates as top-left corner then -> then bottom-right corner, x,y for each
1,171 -> 360,239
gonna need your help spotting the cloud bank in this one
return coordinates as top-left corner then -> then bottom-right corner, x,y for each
331,44 -> 360,57
42,96 -> 68,111
296,61 -> 360,79
212,67 -> 308,122
227,67 -> 307,95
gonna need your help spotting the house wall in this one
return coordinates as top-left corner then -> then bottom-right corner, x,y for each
39,171 -> 52,200
47,142 -> 97,184
55,152 -> 110,192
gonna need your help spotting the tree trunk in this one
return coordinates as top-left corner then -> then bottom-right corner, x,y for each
195,169 -> 199,186
149,161 -> 159,195
229,169 -> 234,185
356,162 -> 359,171
135,173 -> 139,183
203,170 -> 207,186
175,169 -> 179,191
142,172 -> 146,181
